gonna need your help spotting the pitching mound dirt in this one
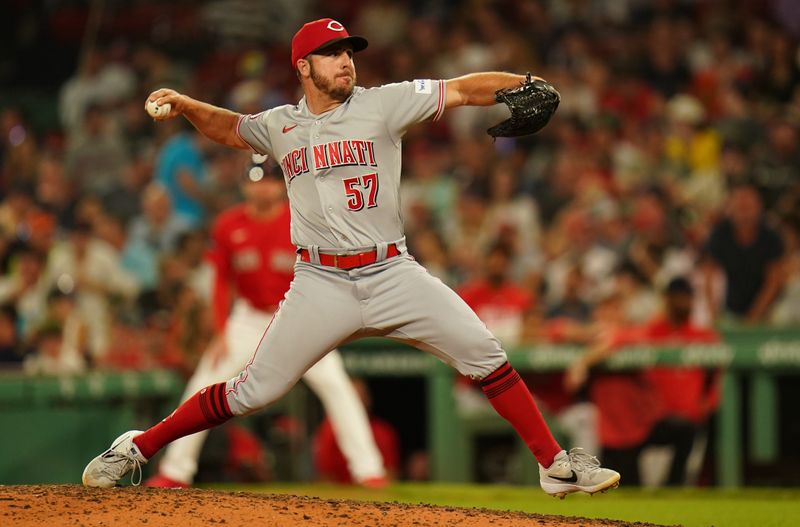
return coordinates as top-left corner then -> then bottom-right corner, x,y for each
1,485 -> 676,527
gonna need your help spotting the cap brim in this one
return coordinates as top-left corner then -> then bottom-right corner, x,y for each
310,35 -> 368,56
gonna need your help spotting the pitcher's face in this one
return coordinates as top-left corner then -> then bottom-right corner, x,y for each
306,44 -> 356,102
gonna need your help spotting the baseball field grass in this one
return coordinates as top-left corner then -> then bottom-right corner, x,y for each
212,482 -> 800,527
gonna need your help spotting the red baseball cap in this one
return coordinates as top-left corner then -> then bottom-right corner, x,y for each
291,18 -> 368,67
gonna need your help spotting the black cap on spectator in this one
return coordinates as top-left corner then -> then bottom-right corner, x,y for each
665,277 -> 693,296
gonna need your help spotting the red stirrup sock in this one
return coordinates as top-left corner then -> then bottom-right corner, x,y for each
481,362 -> 562,468
133,382 -> 233,460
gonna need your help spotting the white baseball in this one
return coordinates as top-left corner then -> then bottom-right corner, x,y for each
146,99 -> 172,119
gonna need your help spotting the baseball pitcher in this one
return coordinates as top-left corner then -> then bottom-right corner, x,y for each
84,18 -> 619,498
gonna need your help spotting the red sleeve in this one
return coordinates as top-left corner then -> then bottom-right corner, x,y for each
210,218 -> 233,332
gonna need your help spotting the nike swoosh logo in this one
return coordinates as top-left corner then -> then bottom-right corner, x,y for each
282,124 -> 298,133
549,470 -> 578,483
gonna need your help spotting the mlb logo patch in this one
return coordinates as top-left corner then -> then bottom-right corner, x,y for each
414,79 -> 432,94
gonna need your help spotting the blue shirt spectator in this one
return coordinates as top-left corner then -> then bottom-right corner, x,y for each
122,184 -> 191,290
155,132 -> 207,227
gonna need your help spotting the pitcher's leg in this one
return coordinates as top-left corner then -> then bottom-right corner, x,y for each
302,350 -> 386,483
364,260 -> 619,497
133,266 -> 361,461
156,358 -> 219,484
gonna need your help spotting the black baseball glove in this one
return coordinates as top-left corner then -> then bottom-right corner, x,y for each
487,74 -> 561,138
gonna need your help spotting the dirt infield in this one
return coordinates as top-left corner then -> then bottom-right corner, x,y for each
1,485 -> 675,527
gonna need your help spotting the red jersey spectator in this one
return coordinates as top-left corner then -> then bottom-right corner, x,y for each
567,277 -> 720,486
458,242 -> 532,345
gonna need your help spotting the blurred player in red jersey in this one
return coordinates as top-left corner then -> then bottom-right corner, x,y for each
566,277 -> 720,486
145,156 -> 386,488
313,378 -> 400,483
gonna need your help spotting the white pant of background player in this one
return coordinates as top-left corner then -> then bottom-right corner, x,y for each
158,300 -> 385,484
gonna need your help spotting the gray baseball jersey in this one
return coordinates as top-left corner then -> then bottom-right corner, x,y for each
223,79 -> 507,417
236,79 -> 446,251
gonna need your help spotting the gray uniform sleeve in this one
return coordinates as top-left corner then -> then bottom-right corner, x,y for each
377,79 -> 446,143
236,110 -> 274,156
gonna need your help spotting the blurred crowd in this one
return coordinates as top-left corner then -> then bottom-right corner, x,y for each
1,1 -> 799,481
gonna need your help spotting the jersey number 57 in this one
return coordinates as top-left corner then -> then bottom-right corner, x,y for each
343,173 -> 379,211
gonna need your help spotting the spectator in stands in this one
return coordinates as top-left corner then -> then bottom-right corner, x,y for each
25,286 -> 94,375
626,188 -> 686,284
25,210 -> 58,258
407,228 -> 452,285
443,180 -> 492,282
0,245 -> 48,336
34,155 -> 77,229
752,121 -> 799,209
93,212 -> 127,253
138,251 -> 189,322
543,205 -> 618,306
155,123 -> 209,227
0,186 -> 34,239
566,277 -> 720,486
122,183 -> 191,290
102,147 -> 156,226
703,183 -> 785,323
484,161 -> 543,279
458,241 -> 532,346
38,289 -> 90,367
400,142 -> 456,236
204,148 -> 248,218
174,229 -> 213,304
58,47 -> 137,135
546,264 -> 591,322
43,221 -> 139,360
23,320 -> 85,376
64,103 -> 130,196
613,261 -> 660,324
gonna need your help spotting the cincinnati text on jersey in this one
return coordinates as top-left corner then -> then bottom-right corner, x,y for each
280,139 -> 378,182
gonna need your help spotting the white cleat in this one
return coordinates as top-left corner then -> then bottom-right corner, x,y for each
540,448 -> 620,499
82,431 -> 148,488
